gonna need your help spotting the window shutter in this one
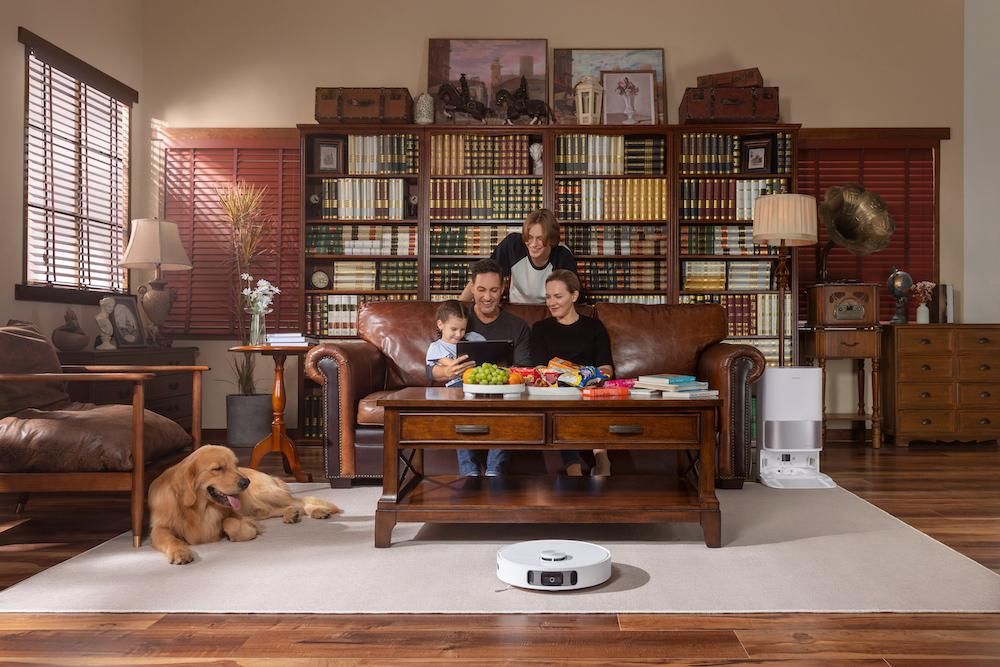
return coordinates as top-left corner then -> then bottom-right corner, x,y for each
797,133 -> 941,323
161,131 -> 301,337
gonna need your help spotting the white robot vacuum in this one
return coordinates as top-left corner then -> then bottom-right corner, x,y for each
497,540 -> 611,590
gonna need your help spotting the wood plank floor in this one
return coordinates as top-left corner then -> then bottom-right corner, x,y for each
0,436 -> 997,665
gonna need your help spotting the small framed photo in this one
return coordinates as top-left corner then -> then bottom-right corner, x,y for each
316,140 -> 343,173
601,70 -> 656,125
741,136 -> 773,173
108,295 -> 146,348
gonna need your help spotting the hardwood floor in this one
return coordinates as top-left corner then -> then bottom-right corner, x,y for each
0,436 -> 998,665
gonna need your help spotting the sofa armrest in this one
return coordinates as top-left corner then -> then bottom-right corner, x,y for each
697,342 -> 766,488
304,342 -> 386,478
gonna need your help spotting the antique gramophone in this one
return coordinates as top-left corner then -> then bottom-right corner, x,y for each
807,184 -> 895,327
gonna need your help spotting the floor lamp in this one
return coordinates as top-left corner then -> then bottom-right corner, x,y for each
752,194 -> 818,367
122,218 -> 192,346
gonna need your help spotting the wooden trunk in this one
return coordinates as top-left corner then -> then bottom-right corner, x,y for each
679,86 -> 779,123
315,87 -> 413,124
696,67 -> 764,88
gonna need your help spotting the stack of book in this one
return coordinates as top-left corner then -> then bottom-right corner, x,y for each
265,333 -> 316,347
631,373 -> 719,399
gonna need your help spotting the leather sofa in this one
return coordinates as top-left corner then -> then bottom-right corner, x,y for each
305,301 -> 765,488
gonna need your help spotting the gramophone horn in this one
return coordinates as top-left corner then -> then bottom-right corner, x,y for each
817,183 -> 895,280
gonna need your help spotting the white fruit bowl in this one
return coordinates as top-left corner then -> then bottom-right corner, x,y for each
462,383 -> 525,396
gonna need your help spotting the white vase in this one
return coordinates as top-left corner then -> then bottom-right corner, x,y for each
621,94 -> 637,124
916,303 -> 930,324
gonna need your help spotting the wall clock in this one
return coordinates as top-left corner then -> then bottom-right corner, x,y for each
311,270 -> 331,289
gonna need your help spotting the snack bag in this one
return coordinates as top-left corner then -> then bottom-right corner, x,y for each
582,386 -> 629,399
603,378 -> 636,389
547,357 -> 579,374
510,366 -> 540,386
557,365 -> 608,388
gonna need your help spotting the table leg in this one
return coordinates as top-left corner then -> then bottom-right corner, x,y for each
819,359 -> 828,445
377,409 -> 401,548
872,358 -> 882,449
699,407 -> 721,548
248,351 -> 312,483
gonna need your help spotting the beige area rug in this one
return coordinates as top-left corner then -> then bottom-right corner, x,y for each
0,483 -> 997,614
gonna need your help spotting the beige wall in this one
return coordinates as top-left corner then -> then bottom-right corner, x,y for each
3,0 -> 973,427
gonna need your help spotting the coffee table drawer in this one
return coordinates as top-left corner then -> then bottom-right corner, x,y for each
399,413 -> 544,444
553,413 -> 701,445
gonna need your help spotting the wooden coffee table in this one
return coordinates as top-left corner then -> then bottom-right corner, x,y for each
375,387 -> 721,548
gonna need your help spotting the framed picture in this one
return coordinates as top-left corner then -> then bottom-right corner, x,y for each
316,140 -> 343,173
108,295 -> 146,348
601,71 -> 656,125
553,48 -> 666,124
741,136 -> 773,173
428,38 -> 548,123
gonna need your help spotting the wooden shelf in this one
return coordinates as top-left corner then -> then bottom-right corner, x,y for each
306,254 -> 417,260
428,174 -> 542,179
553,173 -> 667,180
305,219 -> 418,225
681,254 -> 779,260
305,172 -> 418,178
306,289 -> 418,295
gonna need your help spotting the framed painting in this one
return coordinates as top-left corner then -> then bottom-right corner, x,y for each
741,136 -> 773,173
427,38 -> 548,123
552,48 -> 666,124
315,140 -> 343,173
602,70 -> 656,125
107,294 -> 146,348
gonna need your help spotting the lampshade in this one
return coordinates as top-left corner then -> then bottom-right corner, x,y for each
122,218 -> 192,270
752,194 -> 819,246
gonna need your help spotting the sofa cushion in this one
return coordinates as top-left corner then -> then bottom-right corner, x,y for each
0,321 -> 71,419
357,390 -> 396,426
0,402 -> 191,472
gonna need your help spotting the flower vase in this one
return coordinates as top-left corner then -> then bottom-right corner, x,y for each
249,311 -> 267,345
622,94 -> 637,124
916,303 -> 930,324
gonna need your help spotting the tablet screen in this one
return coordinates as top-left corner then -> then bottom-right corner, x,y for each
456,340 -> 515,366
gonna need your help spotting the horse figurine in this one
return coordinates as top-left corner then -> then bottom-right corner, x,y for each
495,76 -> 552,125
437,73 -> 490,122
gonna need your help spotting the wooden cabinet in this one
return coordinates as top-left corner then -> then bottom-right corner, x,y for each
57,347 -> 199,429
882,325 -> 1000,445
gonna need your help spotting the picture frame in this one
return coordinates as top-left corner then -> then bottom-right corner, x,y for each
601,70 -> 656,125
427,38 -> 548,124
316,140 -> 343,173
552,48 -> 666,124
741,136 -> 773,173
108,295 -> 146,348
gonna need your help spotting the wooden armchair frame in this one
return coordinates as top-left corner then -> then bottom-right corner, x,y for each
0,365 -> 208,547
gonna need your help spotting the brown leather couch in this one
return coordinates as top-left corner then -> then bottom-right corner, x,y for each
305,301 -> 765,489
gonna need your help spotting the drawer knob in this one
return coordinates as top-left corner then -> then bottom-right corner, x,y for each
979,337 -> 990,345
609,424 -> 644,435
840,341 -> 860,347
980,364 -> 992,371
921,418 -> 932,425
919,391 -> 931,399
980,418 -> 992,425
921,364 -> 931,371
455,425 -> 490,435
980,391 -> 992,398
920,338 -> 931,345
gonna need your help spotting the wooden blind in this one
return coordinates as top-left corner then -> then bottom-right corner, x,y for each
797,130 -> 944,323
161,131 -> 301,337
21,29 -> 137,294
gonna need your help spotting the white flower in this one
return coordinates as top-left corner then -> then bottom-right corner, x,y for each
241,273 -> 281,314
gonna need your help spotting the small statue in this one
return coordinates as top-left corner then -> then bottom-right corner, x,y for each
51,307 -> 89,351
96,296 -> 117,350
495,76 -> 553,125
414,92 -> 434,125
529,143 -> 543,175
437,73 -> 490,123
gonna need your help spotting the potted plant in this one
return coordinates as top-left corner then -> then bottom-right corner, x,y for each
911,280 -> 936,324
219,182 -> 274,447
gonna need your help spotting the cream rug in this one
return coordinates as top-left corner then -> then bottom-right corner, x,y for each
0,483 -> 997,614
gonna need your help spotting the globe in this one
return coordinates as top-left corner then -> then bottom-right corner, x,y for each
887,267 -> 913,299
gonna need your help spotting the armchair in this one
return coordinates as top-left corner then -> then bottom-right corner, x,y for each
0,322 -> 207,547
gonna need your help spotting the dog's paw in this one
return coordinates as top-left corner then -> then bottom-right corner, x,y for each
308,507 -> 333,519
168,546 -> 194,565
283,507 -> 302,524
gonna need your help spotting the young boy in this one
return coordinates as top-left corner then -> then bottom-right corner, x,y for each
426,300 -> 485,388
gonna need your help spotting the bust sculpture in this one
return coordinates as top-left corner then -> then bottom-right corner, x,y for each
96,296 -> 117,350
529,143 -> 543,176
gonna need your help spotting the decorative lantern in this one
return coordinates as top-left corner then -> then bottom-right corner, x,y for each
574,76 -> 603,125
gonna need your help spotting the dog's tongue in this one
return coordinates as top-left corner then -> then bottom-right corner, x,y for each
226,494 -> 241,511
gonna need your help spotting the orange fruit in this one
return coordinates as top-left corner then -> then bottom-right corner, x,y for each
507,372 -> 524,385
462,367 -> 476,384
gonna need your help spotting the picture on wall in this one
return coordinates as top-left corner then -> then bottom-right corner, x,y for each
553,48 -> 666,124
428,38 -> 548,123
602,71 -> 656,125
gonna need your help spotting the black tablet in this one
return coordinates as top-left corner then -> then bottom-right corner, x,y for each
456,340 -> 515,366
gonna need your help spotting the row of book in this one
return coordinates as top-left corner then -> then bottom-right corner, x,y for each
565,225 -> 665,256
680,292 -> 793,337
680,225 -> 774,256
729,336 -> 793,367
629,373 -> 719,400
429,224 -> 521,255
679,177 -> 790,221
591,294 -> 667,304
316,260 -> 419,291
554,134 -> 666,175
305,293 -> 418,337
556,178 -> 669,221
299,392 -> 324,439
305,224 -> 417,256
578,259 -> 665,291
317,178 -> 410,220
428,178 -> 544,220
682,260 -> 773,292
679,132 -> 793,174
345,134 -> 419,175
429,260 -> 474,291
429,134 -> 535,175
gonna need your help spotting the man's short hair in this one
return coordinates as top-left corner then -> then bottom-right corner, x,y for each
469,258 -> 503,284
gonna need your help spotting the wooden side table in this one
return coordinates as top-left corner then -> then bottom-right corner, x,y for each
799,326 -> 882,448
229,345 -> 313,482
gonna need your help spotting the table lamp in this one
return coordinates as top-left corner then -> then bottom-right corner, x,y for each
122,218 -> 192,346
752,194 -> 818,366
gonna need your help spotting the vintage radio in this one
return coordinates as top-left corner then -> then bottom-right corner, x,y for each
807,283 -> 880,326
315,87 -> 413,124
678,86 -> 780,124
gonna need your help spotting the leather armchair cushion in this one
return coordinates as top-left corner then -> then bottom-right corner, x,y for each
0,403 -> 191,472
0,321 -> 70,418
358,390 -> 396,425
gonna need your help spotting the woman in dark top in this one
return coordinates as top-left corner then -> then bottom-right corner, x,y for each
530,269 -> 614,476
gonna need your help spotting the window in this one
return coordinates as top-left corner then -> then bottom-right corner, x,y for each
17,28 -> 138,303
796,129 -> 948,323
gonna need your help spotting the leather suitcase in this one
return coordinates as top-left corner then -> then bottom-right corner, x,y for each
678,86 -> 780,123
315,87 -> 413,124
696,67 -> 764,89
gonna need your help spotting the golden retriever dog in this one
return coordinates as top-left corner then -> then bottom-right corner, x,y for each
149,444 -> 339,564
